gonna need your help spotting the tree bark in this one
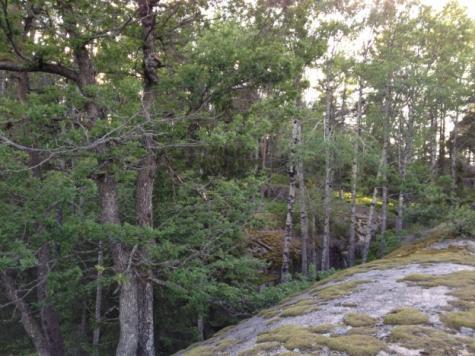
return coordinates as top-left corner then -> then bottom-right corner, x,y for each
98,175 -> 139,356
135,1 -> 161,354
349,81 -> 363,267
379,83 -> 390,256
451,108 -> 459,196
430,106 -> 438,177
438,113 -> 446,174
281,119 -> 299,282
92,240 -> 104,354
322,76 -> 333,271
297,123 -> 309,276
362,150 -> 383,263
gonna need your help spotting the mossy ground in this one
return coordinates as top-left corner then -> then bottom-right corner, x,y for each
383,307 -> 429,325
441,309 -> 475,330
389,325 -> 472,356
255,325 -> 385,355
237,341 -> 281,356
344,312 -> 377,327
311,279 -> 369,300
347,326 -> 377,335
183,345 -> 214,356
309,323 -> 336,333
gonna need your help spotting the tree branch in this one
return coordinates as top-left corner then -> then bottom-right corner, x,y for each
0,60 -> 79,82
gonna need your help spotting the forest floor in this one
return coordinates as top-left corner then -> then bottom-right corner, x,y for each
177,228 -> 475,356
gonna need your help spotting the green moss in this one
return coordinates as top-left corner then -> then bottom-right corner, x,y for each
441,309 -> 475,330
284,330 -> 325,351
257,324 -> 327,351
346,327 -> 377,335
389,325 -> 467,356
320,335 -> 385,356
214,338 -> 236,352
312,280 -> 369,300
237,341 -> 281,356
469,341 -> 475,353
383,308 -> 429,325
258,307 -> 281,319
344,313 -> 377,327
309,323 -> 336,333
280,304 -> 318,317
183,345 -> 214,356
398,273 -> 433,282
213,324 -> 234,336
257,325 -> 384,355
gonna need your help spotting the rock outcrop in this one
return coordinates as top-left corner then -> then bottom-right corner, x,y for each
178,228 -> 475,355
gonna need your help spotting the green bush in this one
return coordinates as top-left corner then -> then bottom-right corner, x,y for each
447,206 -> 475,238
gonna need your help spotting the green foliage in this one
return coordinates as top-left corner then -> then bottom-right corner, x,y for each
447,206 -> 475,238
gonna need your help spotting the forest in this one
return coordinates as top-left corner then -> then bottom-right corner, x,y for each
0,0 -> 474,355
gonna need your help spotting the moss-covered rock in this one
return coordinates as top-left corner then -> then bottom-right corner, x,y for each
346,327 -> 377,335
389,325 -> 468,356
312,280 -> 369,300
320,335 -> 385,356
237,341 -> 281,356
183,345 -> 214,356
383,307 -> 429,325
441,308 -> 475,330
344,313 -> 377,327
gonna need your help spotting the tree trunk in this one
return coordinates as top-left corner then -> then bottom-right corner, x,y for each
135,1 -> 161,353
349,81 -> 363,267
321,77 -> 333,271
281,119 -> 299,282
438,114 -> 446,174
451,108 -> 459,195
298,137 -> 309,276
379,83 -> 390,256
430,106 -> 438,177
362,138 -> 387,262
98,174 -> 139,356
93,240 -> 104,354
310,213 -> 318,277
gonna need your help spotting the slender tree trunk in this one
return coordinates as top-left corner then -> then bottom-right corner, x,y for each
135,1 -> 161,353
321,76 -> 333,271
430,106 -> 438,177
438,114 -> 446,174
396,104 -> 414,233
349,81 -> 363,267
197,315 -> 205,341
363,79 -> 391,263
92,240 -> 104,354
379,86 -> 390,255
297,130 -> 309,275
310,213 -> 318,277
451,108 -> 459,196
281,119 -> 299,282
362,153 -> 383,263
